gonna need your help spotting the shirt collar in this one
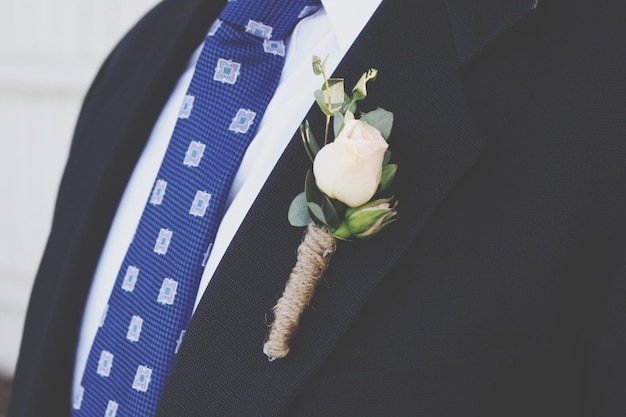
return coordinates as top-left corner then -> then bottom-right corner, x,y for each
320,0 -> 383,50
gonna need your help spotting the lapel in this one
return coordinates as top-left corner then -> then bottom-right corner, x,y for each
445,0 -> 540,65
21,0 -> 227,414
157,0 -> 538,415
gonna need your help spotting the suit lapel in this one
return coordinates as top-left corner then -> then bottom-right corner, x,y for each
17,1 -> 225,415
158,0 -> 535,415
445,0 -> 539,65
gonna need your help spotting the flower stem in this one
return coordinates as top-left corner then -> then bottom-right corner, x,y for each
264,224 -> 336,360
324,115 -> 330,145
322,71 -> 332,145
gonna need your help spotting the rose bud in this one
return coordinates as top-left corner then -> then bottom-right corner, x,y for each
313,119 -> 388,207
345,198 -> 398,238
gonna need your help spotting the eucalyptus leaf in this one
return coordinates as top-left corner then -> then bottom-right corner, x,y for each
307,202 -> 327,227
347,101 -> 357,115
341,93 -> 353,113
314,90 -> 335,116
361,108 -> 394,140
325,79 -> 345,102
305,170 -> 323,204
379,164 -> 398,193
319,78 -> 346,114
333,111 -> 344,137
288,192 -> 312,227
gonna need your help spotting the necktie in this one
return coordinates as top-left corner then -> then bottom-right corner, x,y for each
73,1 -> 321,416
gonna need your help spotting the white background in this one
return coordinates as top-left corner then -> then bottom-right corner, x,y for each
0,0 -> 162,376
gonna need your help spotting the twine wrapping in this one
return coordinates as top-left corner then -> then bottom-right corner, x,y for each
263,223 -> 337,361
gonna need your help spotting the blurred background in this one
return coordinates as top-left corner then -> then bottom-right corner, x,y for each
0,0 -> 161,412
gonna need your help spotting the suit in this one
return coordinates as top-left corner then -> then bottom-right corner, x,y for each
9,0 -> 626,415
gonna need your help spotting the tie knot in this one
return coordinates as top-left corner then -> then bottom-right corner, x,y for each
219,0 -> 322,40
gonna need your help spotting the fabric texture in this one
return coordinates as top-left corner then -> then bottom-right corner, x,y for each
8,0 -> 626,416
73,1 -> 320,416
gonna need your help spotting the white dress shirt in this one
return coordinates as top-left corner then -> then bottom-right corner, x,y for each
73,0 -> 382,397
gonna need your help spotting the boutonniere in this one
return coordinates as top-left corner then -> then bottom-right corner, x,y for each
263,56 -> 398,361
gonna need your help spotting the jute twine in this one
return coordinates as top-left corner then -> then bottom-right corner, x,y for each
263,223 -> 337,361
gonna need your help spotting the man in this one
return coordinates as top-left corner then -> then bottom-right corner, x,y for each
9,0 -> 626,415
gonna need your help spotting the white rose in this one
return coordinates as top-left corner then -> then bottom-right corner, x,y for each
313,119 -> 389,208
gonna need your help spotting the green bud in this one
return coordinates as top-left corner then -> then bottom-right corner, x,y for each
312,55 -> 324,75
352,69 -> 378,102
345,198 -> 397,239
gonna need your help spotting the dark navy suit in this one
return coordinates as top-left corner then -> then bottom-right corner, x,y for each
9,0 -> 626,415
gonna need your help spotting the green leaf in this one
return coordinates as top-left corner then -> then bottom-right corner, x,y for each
334,110 -> 357,138
383,150 -> 391,165
314,78 -> 345,116
288,192 -> 312,227
347,100 -> 357,115
379,164 -> 398,193
331,221 -> 354,241
322,195 -> 340,229
330,196 -> 348,219
341,93 -> 353,114
304,170 -> 323,204
300,121 -> 319,163
361,108 -> 394,140
304,170 -> 327,227
307,202 -> 327,226
314,89 -> 335,116
333,111 -> 344,137
324,78 -> 345,106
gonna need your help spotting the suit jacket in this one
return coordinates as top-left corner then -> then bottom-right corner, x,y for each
9,0 -> 626,415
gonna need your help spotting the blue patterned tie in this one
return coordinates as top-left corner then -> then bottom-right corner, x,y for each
73,1 -> 321,416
